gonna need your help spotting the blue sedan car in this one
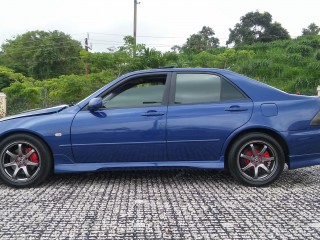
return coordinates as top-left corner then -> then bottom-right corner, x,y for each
0,68 -> 320,188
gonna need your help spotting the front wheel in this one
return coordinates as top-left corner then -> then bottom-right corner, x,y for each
228,133 -> 285,187
0,134 -> 52,188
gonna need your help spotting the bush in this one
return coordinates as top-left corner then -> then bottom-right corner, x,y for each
287,44 -> 313,57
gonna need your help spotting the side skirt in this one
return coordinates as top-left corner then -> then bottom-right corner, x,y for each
54,160 -> 224,173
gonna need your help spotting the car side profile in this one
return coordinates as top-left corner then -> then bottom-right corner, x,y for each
0,68 -> 320,188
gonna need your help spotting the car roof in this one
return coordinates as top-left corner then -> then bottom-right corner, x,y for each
128,67 -> 225,74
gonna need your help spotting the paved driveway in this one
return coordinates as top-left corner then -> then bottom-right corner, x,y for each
0,166 -> 320,239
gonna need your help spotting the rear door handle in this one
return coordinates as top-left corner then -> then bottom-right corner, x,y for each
224,105 -> 248,112
141,110 -> 165,116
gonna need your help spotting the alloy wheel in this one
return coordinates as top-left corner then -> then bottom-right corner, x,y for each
1,141 -> 41,183
237,140 -> 278,182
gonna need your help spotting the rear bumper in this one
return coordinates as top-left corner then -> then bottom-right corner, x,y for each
289,153 -> 320,169
285,128 -> 320,169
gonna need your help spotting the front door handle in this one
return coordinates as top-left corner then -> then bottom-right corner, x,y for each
141,110 -> 165,116
225,105 -> 248,112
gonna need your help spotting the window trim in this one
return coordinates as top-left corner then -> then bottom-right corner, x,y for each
83,72 -> 172,111
169,72 -> 249,106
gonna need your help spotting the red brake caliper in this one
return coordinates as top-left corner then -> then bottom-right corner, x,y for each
245,149 -> 270,170
262,150 -> 270,166
245,149 -> 266,170
245,150 -> 252,165
25,148 -> 39,163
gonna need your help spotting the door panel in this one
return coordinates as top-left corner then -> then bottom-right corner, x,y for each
71,107 -> 167,163
166,101 -> 253,161
71,73 -> 170,163
166,73 -> 253,161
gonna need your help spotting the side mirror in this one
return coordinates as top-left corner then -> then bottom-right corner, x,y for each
87,97 -> 103,111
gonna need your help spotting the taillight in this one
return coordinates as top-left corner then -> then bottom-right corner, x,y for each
311,112 -> 320,125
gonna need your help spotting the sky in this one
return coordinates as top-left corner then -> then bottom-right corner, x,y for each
0,0 -> 319,52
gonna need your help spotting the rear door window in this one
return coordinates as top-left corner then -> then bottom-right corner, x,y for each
174,73 -> 246,104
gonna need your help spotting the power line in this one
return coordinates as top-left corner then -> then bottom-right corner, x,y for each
1,33 -> 86,45
1,42 -> 171,55
1,37 -> 180,54
1,44 -> 83,55
89,31 -> 186,39
2,41 -> 81,51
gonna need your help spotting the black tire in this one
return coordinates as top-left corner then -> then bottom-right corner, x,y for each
0,134 -> 52,188
228,133 -> 285,187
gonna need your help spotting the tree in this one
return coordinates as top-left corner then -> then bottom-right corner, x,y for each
171,45 -> 181,53
1,30 -> 83,80
227,11 -> 290,46
0,66 -> 34,90
141,47 -> 165,68
3,70 -> 116,115
118,36 -> 146,57
181,26 -> 219,54
302,23 -> 320,36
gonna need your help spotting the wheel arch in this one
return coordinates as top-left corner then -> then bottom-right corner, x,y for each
224,128 -> 290,170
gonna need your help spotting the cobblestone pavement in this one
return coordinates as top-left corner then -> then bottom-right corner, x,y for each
0,166 -> 320,240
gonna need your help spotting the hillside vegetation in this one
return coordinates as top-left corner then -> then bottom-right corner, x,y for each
1,35 -> 320,115
0,11 -> 320,115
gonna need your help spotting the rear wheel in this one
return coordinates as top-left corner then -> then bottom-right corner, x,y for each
0,134 -> 52,188
228,133 -> 285,187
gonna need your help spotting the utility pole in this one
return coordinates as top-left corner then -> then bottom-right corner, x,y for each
84,33 -> 91,75
133,0 -> 139,57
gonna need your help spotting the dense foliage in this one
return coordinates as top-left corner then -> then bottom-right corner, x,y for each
227,11 -> 290,45
180,26 -> 220,54
0,14 -> 319,116
302,23 -> 320,36
0,30 -> 82,80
